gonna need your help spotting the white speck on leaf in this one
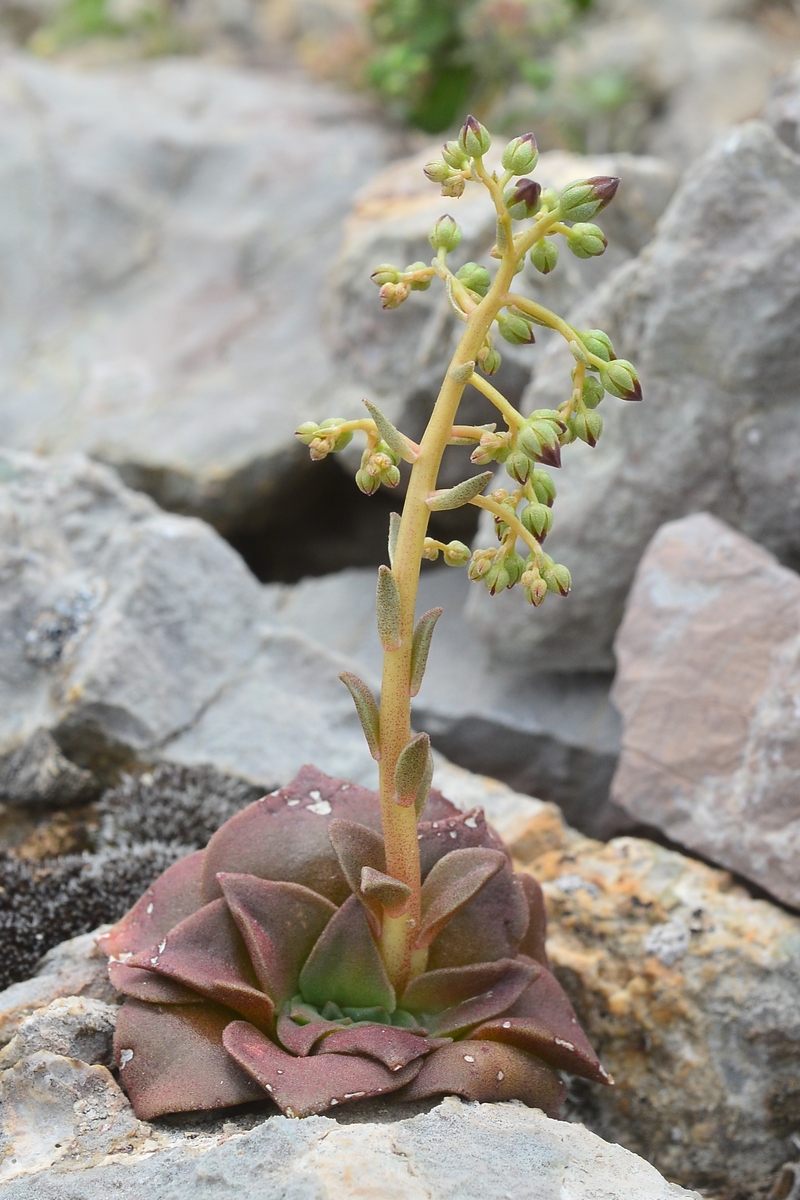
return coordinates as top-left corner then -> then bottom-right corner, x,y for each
464,1055 -> 475,1063
146,903 -> 154,915
464,816 -> 477,828
309,790 -> 322,801
307,800 -> 332,816
119,1049 -> 134,1068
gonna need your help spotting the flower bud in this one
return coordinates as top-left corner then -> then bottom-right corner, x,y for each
504,178 -> 542,221
501,132 -> 538,175
424,159 -> 451,184
470,429 -> 510,465
581,376 -> 604,409
456,262 -> 491,297
569,409 -> 603,447
442,139 -> 469,169
479,345 -> 502,375
458,114 -> 491,158
559,176 -> 620,222
384,464 -> 401,487
530,240 -> 558,275
497,312 -> 535,345
429,214 -> 463,254
295,421 -> 319,446
422,538 -> 440,561
521,502 -> 553,539
530,468 -> 556,506
468,548 -> 494,581
371,264 -> 400,286
442,174 -> 466,199
600,358 -> 642,401
379,281 -> 410,309
406,261 -> 432,291
580,329 -> 615,362
317,417 -> 353,452
543,561 -> 571,596
567,222 -> 607,259
356,467 -> 379,495
504,551 -> 526,586
443,540 -> 471,567
505,451 -> 531,484
523,569 -> 548,606
484,561 -> 511,595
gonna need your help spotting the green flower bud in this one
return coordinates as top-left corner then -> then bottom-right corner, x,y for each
539,187 -> 559,212
504,551 -> 526,586
443,540 -> 471,567
442,174 -> 466,199
406,261 -> 432,291
318,418 -> 353,452
468,548 -> 494,581
422,538 -> 440,561
505,451 -> 531,484
581,375 -> 604,409
423,159 -> 451,184
600,358 -> 642,401
429,214 -> 463,254
569,410 -> 603,447
356,467 -> 379,496
295,421 -> 319,446
567,222 -> 607,259
580,329 -> 615,363
384,464 -> 401,487
503,178 -> 542,221
497,312 -> 535,345
530,469 -> 556,507
480,347 -> 502,375
379,281 -> 410,309
456,262 -> 491,297
371,264 -> 400,286
484,561 -> 511,595
521,502 -> 553,540
458,114 -> 491,158
471,429 -> 510,465
501,132 -> 538,176
542,561 -> 571,596
530,240 -> 558,275
522,569 -> 548,606
442,139 -> 469,169
559,176 -> 620,223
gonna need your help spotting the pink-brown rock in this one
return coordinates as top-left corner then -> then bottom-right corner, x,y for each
610,512 -> 800,909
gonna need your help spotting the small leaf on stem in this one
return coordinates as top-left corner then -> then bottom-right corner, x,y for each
339,672 -> 381,761
427,472 -> 493,512
376,565 -> 402,651
360,866 -> 411,918
414,747 -> 435,818
363,399 -> 417,463
394,732 -> 432,808
410,608 -> 442,698
388,511 -> 401,567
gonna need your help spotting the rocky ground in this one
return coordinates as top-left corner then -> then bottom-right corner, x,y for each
0,1 -> 800,1196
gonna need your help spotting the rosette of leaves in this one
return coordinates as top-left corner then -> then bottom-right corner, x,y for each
99,766 -> 609,1120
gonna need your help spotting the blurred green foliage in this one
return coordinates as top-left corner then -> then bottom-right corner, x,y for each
366,0 -> 595,133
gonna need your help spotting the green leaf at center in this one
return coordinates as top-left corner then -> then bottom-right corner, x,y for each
299,895 -> 396,1013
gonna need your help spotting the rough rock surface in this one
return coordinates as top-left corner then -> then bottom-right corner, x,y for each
0,997 -> 117,1070
0,448 -> 375,787
263,567 -> 626,837
466,120 -> 800,670
610,513 -> 800,911
0,54 -> 395,536
765,59 -> 800,155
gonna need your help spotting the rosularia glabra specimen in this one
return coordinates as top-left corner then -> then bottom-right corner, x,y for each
99,116 -> 640,1121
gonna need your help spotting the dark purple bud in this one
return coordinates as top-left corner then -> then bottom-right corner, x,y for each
538,440 -> 562,469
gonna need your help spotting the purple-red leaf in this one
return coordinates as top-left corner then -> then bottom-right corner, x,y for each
408,959 -> 536,1038
360,867 -> 411,919
397,1038 -> 566,1116
418,809 -> 505,876
316,1025 -> 443,1071
97,850 -> 206,960
223,1020 -> 422,1117
516,873 -> 549,967
299,894 -> 395,1012
108,961 -> 203,1005
276,1013 -> 351,1057
416,847 -> 506,950
477,964 -> 611,1084
114,999 -> 265,1120
127,898 -> 274,1029
428,868 -> 530,971
217,874 -> 335,1007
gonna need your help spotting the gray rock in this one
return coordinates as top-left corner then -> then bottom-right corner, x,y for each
610,513 -> 800,910
466,121 -> 800,670
0,1086 -> 700,1198
0,448 -> 374,787
765,59 -> 800,154
0,54 -> 394,537
263,566 -> 627,836
0,997 -> 117,1070
0,730 -> 97,809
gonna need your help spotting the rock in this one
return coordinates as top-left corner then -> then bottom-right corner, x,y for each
0,930 -> 115,1046
262,566 -> 627,837
765,59 -> 800,154
330,146 -> 676,483
0,997 -> 117,1070
609,513 -> 800,910
0,1089 -> 700,1198
466,121 -> 800,670
0,730 -> 97,809
0,54 -> 395,539
0,448 -> 374,786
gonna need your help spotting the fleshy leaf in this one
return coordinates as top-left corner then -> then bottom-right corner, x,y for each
201,767 -> 384,905
394,733 -> 431,808
376,565 -> 402,652
388,511 -> 401,567
484,964 -> 612,1084
218,874 -> 335,1007
276,1013 -> 351,1057
413,749 -> 435,818
516,873 -> 549,967
416,847 -> 506,950
127,898 -> 274,1029
316,1025 -> 443,1071
402,955 -> 534,1041
108,961 -> 203,1005
397,1038 -> 566,1116
402,958 -> 522,1013
418,808 -> 505,877
410,608 -> 442,698
364,399 -> 417,463
97,850 -> 206,960
223,1021 -> 422,1117
339,672 -> 381,761
299,894 -> 395,1012
327,819 -> 386,895
114,1000 -> 265,1120
360,867 -> 411,918
426,471 -> 493,511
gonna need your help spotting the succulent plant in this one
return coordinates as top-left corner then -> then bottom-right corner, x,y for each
99,766 -> 610,1120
